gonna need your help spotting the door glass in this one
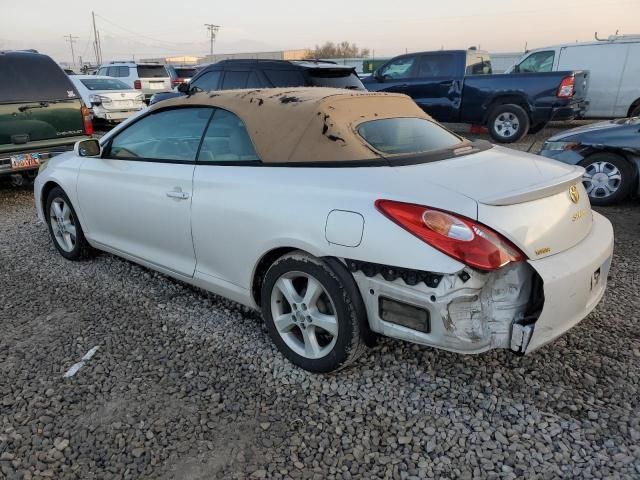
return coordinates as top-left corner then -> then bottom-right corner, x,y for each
198,109 -> 259,162
417,54 -> 455,77
191,71 -> 221,91
109,108 -> 213,161
118,66 -> 129,77
378,56 -> 417,80
517,51 -> 555,73
246,71 -> 264,88
221,71 -> 250,89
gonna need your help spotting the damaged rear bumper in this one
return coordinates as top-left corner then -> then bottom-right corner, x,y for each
349,211 -> 613,355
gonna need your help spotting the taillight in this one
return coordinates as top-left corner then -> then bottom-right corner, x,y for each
81,105 -> 93,136
557,75 -> 575,98
172,78 -> 183,86
134,79 -> 141,89
375,200 -> 525,271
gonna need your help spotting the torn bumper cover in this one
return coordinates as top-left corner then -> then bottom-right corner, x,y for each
349,211 -> 613,355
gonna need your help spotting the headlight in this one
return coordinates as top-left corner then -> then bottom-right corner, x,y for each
542,141 -> 578,151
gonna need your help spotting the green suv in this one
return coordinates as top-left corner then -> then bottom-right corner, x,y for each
0,50 -> 92,185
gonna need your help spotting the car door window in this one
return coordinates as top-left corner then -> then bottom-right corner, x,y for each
118,66 -> 129,77
518,51 -> 555,73
198,109 -> 259,163
191,71 -> 221,91
221,71 -> 250,89
106,67 -> 119,77
109,108 -> 213,161
417,54 -> 455,77
246,71 -> 264,88
378,56 -> 417,80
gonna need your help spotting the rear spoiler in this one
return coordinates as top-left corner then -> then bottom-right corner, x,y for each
478,166 -> 584,206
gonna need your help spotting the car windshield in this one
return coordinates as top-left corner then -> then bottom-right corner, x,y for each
357,117 -> 461,155
308,69 -> 365,90
80,78 -> 131,91
137,65 -> 168,78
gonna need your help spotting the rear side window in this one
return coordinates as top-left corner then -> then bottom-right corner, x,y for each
107,66 -> 128,78
416,54 -> 455,78
98,67 -> 108,76
137,65 -> 168,78
192,71 -> 221,91
109,108 -> 212,161
0,54 -> 78,102
221,71 -> 250,89
198,109 -> 259,162
357,118 -> 461,155
308,69 -> 364,90
264,69 -> 305,87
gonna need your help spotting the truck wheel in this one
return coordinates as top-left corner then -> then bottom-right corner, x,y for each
260,251 -> 368,373
580,152 -> 635,205
487,104 -> 530,143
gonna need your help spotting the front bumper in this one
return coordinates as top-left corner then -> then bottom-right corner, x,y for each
352,211 -> 613,355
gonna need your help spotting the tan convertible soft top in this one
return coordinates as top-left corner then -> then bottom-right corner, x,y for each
149,87 -> 432,163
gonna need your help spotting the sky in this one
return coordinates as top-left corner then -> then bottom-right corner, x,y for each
1,0 -> 638,64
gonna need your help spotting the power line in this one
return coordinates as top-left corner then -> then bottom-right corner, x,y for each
64,34 -> 79,67
204,24 -> 220,56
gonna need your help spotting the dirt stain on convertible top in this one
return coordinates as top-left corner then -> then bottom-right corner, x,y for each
280,96 -> 301,104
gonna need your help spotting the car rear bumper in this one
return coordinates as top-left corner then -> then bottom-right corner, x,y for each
0,137 -> 88,176
550,100 -> 589,121
515,211 -> 613,353
351,212 -> 613,355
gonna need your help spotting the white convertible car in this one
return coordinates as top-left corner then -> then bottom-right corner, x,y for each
34,88 -> 614,372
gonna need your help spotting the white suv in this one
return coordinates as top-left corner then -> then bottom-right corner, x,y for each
97,62 -> 171,102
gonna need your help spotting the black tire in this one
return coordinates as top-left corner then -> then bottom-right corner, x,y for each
579,152 -> 635,206
487,104 -> 530,143
260,251 -> 367,373
45,186 -> 94,260
630,103 -> 640,118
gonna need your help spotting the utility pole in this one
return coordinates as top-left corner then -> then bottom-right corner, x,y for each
204,24 -> 220,57
64,34 -> 79,68
92,11 -> 102,65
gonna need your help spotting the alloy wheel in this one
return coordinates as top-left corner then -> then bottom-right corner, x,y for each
270,271 -> 338,359
49,197 -> 77,252
494,112 -> 520,139
583,161 -> 622,199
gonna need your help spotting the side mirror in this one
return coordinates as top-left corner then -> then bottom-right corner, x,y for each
373,70 -> 383,82
512,64 -> 520,73
74,139 -> 101,157
177,82 -> 191,94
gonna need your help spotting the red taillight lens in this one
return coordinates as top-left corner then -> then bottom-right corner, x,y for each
172,78 -> 183,86
557,75 -> 575,98
134,80 -> 142,89
81,105 -> 93,136
375,200 -> 525,271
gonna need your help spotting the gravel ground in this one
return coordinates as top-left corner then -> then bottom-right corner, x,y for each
1,143 -> 639,479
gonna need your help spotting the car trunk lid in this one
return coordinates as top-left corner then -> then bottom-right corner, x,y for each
94,91 -> 145,111
391,145 -> 592,259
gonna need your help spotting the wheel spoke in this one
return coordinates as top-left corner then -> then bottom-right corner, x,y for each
309,312 -> 338,336
302,277 -> 323,308
63,232 -> 74,251
301,327 -> 321,358
275,277 -> 301,306
66,223 -> 77,239
585,182 -> 595,194
608,173 -> 622,182
61,202 -> 71,222
52,201 -> 63,219
274,313 -> 296,333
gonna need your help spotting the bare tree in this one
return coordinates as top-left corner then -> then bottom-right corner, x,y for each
306,41 -> 370,59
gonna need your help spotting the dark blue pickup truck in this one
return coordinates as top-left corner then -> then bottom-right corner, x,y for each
362,49 -> 589,143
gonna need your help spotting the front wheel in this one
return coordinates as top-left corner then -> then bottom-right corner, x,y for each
580,153 -> 635,205
487,104 -> 530,143
45,186 -> 94,260
260,252 -> 367,373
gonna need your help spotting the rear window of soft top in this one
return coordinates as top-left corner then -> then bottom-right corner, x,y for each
0,53 -> 79,103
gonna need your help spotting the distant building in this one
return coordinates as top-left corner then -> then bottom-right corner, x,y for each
140,55 -> 204,65
201,49 -> 308,64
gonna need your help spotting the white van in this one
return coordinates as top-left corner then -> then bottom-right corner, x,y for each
508,35 -> 640,118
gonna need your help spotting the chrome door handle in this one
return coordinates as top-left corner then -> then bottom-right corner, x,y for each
166,190 -> 190,200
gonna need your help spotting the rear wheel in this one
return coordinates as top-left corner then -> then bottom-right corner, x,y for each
487,104 -> 530,143
46,186 -> 94,260
580,152 -> 635,205
630,103 -> 640,118
260,252 -> 367,372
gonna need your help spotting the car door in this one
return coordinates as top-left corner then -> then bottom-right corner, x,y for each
191,108 -> 261,286
406,53 -> 460,121
77,107 -> 214,277
366,54 -> 419,95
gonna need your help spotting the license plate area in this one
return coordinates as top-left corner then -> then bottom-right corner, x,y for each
10,153 -> 40,170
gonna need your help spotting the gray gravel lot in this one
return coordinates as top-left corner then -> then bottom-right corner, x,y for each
1,134 -> 639,479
